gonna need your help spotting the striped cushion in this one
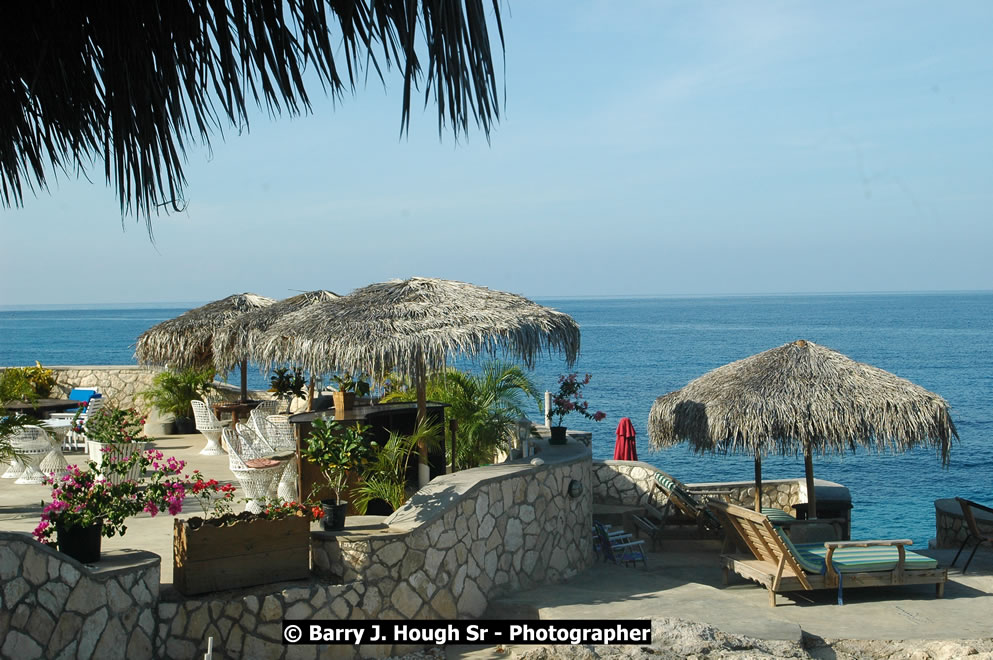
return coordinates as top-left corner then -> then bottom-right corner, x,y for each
778,530 -> 938,574
761,507 -> 797,524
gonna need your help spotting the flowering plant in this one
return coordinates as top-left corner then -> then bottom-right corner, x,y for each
83,405 -> 146,444
33,449 -> 235,544
548,373 -> 606,427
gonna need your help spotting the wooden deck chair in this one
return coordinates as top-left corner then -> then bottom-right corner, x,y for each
709,501 -> 947,607
593,521 -> 647,567
653,472 -> 730,537
952,498 -> 993,574
631,503 -> 667,551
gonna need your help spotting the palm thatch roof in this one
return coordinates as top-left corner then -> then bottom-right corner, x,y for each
252,277 -> 580,378
2,2 -> 504,228
213,290 -> 339,370
135,293 -> 275,369
648,339 -> 957,462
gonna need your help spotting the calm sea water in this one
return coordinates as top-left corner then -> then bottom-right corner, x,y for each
2,293 -> 991,546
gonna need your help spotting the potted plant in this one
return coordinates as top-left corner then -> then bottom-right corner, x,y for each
33,448 -> 203,563
173,490 -> 322,595
330,372 -> 371,417
354,421 -> 438,515
546,373 -> 606,445
139,366 -> 215,434
269,367 -> 307,413
83,405 -> 149,483
301,419 -> 376,530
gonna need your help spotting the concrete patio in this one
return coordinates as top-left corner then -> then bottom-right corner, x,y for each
2,433 -> 991,655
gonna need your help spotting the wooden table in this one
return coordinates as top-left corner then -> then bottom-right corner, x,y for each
3,398 -> 82,419
593,503 -> 646,535
210,400 -> 261,427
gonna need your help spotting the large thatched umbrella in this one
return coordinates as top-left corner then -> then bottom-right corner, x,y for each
135,293 -> 275,401
648,339 -> 957,517
213,290 -> 340,408
253,277 -> 581,486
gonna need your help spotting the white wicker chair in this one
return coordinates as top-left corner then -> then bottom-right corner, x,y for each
57,396 -> 104,451
191,400 -> 229,455
10,426 -> 55,484
223,426 -> 284,514
263,414 -> 300,503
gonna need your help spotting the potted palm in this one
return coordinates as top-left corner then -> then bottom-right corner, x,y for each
546,373 -> 606,445
269,367 -> 307,413
301,419 -> 376,530
139,366 -> 215,434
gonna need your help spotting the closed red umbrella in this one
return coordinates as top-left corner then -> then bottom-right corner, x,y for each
613,417 -> 638,461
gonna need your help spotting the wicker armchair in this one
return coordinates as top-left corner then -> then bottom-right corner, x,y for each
263,414 -> 300,503
191,400 -> 229,455
222,426 -> 284,514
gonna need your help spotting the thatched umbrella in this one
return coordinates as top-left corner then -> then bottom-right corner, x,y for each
135,293 -> 275,401
213,290 -> 340,409
253,277 -> 581,486
648,339 -> 957,517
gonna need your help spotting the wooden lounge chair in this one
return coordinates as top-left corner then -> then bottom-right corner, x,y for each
952,497 -> 993,574
710,501 -> 947,606
653,471 -> 731,537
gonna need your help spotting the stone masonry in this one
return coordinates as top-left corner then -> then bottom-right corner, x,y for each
0,532 -> 160,660
592,460 -> 804,513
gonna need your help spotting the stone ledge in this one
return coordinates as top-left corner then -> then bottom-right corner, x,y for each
0,531 -> 161,580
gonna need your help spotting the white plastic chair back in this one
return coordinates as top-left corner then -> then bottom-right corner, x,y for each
192,400 -> 223,431
11,426 -> 55,484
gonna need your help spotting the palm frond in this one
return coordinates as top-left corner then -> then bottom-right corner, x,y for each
1,1 -> 504,229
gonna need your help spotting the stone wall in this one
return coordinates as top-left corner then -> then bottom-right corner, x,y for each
44,365 -> 162,411
0,532 -> 159,659
934,498 -> 993,548
1,442 -> 592,660
592,460 -> 804,513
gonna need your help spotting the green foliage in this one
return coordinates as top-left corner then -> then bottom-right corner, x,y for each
302,419 -> 377,504
354,421 -> 440,514
139,367 -> 215,419
0,368 -> 37,403
269,367 -> 306,400
84,406 -> 146,444
331,372 -> 371,397
383,361 -> 540,469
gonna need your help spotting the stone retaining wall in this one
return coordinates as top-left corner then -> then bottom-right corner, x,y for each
0,532 -> 160,659
2,365 -> 163,411
1,443 -> 592,659
592,460 -> 804,513
934,498 -> 993,548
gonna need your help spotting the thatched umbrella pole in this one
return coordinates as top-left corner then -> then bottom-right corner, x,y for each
804,440 -> 817,518
754,453 -> 763,513
415,352 -> 429,487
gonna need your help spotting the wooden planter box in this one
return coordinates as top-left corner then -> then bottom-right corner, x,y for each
173,515 -> 310,595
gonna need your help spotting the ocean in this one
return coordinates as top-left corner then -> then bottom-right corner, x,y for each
2,292 -> 990,546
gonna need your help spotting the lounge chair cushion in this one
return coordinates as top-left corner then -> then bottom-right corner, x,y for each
68,389 -> 100,403
761,507 -> 797,524
776,529 -> 938,574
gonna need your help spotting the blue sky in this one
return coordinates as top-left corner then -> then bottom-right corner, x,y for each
2,1 -> 991,306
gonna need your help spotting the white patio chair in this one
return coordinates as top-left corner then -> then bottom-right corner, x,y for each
11,426 -> 54,484
191,400 -> 230,455
223,427 -> 285,514
251,400 -> 282,432
263,414 -> 300,503
1,456 -> 24,479
38,427 -> 70,478
55,396 -> 105,451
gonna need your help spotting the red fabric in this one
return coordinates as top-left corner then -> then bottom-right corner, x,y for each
613,417 -> 638,461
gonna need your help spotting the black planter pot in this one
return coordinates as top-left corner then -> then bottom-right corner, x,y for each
56,521 -> 103,563
549,426 -> 568,445
321,499 -> 349,531
173,417 -> 197,434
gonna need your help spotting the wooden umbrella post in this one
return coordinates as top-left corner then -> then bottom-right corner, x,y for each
804,440 -> 817,519
415,354 -> 429,488
240,358 -> 248,402
754,453 -> 763,512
